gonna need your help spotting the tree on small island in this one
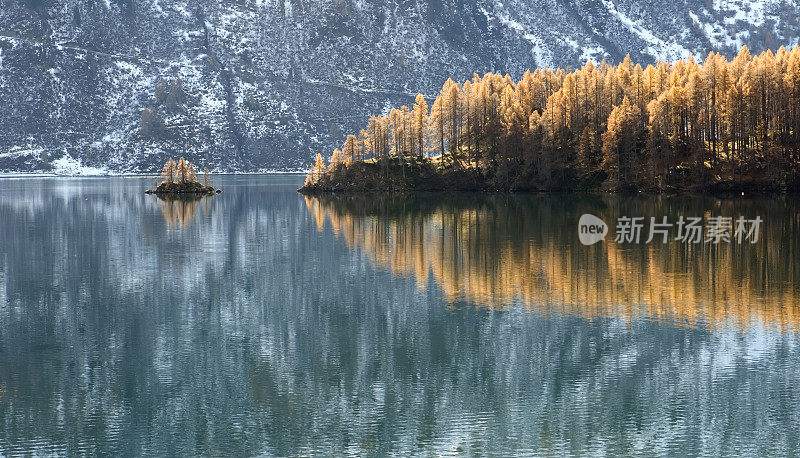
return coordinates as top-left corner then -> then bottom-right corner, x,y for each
146,157 -> 220,195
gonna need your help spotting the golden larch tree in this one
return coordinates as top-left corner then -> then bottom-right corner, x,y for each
161,158 -> 177,184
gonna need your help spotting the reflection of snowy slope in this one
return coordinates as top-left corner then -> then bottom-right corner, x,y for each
1,177 -> 799,454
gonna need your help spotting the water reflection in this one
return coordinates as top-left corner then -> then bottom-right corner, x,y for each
156,194 -> 213,227
0,176 -> 799,455
305,194 -> 800,330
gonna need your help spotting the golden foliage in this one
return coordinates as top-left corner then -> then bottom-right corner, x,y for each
159,157 -> 201,186
161,158 -> 177,183
309,46 -> 800,189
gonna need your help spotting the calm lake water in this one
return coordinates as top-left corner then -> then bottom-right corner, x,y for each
1,175 -> 799,455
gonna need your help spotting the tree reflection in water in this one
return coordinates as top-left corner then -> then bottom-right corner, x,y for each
157,194 -> 213,227
2,177 -> 799,455
305,193 -> 800,331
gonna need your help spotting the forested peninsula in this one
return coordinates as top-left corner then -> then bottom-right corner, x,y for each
301,46 -> 800,193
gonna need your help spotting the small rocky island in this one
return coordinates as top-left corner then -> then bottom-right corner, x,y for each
146,157 -> 220,195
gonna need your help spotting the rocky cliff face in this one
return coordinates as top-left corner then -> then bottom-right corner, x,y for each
1,0 -> 798,173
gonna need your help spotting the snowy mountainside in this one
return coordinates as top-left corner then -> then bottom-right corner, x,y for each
0,0 -> 798,173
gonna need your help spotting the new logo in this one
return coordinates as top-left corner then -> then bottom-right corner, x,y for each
578,214 -> 608,245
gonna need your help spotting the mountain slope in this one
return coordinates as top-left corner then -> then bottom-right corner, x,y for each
1,0 -> 798,173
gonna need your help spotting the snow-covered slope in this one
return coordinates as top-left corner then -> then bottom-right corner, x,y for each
1,0 -> 798,173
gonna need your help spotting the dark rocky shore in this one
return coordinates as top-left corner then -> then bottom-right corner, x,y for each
146,181 -> 220,195
299,158 -> 800,195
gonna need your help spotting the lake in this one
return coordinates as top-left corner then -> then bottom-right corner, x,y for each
1,175 -> 799,455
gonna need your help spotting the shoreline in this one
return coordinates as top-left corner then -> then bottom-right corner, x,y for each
0,171 -> 309,178
299,188 -> 800,197
298,160 -> 800,196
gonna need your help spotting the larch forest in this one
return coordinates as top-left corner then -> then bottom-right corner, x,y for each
302,46 -> 800,193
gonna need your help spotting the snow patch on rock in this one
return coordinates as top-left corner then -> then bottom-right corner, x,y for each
51,154 -> 110,176
601,0 -> 693,61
